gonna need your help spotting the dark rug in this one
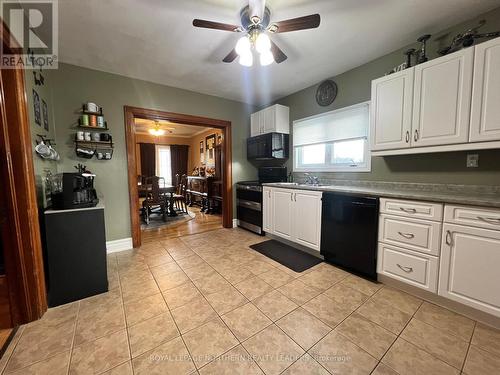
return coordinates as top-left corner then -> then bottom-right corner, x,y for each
250,240 -> 322,273
141,211 -> 195,230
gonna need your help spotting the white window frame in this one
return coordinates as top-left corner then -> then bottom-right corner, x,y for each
293,101 -> 371,173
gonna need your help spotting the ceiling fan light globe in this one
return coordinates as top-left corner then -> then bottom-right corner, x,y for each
260,50 -> 274,66
255,33 -> 271,53
239,52 -> 253,67
235,36 -> 251,56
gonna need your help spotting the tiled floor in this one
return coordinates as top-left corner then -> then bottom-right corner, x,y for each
1,227 -> 500,374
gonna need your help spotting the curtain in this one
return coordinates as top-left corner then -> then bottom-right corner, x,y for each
155,145 -> 172,186
170,145 -> 189,184
139,143 -> 155,178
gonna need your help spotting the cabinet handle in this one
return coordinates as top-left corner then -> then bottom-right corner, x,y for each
290,193 -> 293,202
397,264 -> 413,273
294,193 -> 297,202
399,207 -> 417,214
405,131 -> 410,143
414,129 -> 419,142
445,230 -> 453,246
477,216 -> 500,225
268,191 -> 271,198
398,231 -> 415,239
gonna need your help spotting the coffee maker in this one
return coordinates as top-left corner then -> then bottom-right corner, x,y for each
49,170 -> 99,210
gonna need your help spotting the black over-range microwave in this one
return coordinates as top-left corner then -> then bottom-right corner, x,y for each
247,132 -> 289,160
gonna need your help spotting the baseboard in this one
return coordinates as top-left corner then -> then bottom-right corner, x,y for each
106,237 -> 133,254
233,219 -> 238,228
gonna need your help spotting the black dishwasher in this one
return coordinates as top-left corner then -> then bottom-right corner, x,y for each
320,193 -> 379,280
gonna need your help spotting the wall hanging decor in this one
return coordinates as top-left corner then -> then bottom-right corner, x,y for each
199,141 -> 204,164
316,80 -> 337,107
74,102 -> 113,160
42,99 -> 49,130
205,134 -> 216,167
33,89 -> 41,126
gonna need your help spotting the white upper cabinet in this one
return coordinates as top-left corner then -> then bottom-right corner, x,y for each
412,48 -> 474,147
370,68 -> 414,151
250,104 -> 290,137
470,37 -> 500,142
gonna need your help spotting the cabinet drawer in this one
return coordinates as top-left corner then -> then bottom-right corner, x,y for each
379,214 -> 441,256
444,205 -> 500,231
377,243 -> 438,292
380,198 -> 443,221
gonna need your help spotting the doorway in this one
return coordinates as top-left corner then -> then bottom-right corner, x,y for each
124,106 -> 232,248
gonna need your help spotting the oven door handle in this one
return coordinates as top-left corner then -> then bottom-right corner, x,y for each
237,199 -> 262,211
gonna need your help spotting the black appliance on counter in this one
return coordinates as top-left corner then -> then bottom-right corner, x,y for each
247,132 -> 289,160
237,167 -> 287,235
321,193 -> 379,280
50,172 -> 99,209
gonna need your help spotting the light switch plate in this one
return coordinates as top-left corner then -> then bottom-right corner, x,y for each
466,154 -> 479,168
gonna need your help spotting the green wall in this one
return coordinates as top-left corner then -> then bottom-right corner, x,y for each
50,63 -> 257,241
276,6 -> 500,186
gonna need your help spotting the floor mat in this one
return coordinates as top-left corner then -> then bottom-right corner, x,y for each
141,211 -> 195,230
250,239 -> 322,273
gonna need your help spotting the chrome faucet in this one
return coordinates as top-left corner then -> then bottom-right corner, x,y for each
304,173 -> 320,186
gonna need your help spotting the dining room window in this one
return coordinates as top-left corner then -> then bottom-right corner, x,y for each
155,145 -> 172,186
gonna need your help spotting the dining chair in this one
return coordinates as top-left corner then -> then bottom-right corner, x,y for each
173,174 -> 188,214
142,176 -> 168,224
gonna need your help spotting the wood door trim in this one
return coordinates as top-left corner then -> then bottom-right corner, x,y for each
124,106 -> 233,247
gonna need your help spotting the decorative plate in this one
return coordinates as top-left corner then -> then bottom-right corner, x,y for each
316,80 -> 338,107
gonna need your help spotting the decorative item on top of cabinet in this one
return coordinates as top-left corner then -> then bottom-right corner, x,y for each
438,19 -> 500,56
415,34 -> 431,64
250,104 -> 289,137
315,80 -> 337,106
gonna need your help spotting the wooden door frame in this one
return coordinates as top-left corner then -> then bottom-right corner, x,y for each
124,106 -> 233,247
0,21 -> 47,325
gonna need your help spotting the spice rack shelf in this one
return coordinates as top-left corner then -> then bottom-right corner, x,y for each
75,103 -> 113,160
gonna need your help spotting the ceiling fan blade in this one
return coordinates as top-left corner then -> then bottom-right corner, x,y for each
270,14 -> 320,33
270,40 -> 287,64
249,0 -> 266,23
223,49 -> 238,63
192,19 -> 241,32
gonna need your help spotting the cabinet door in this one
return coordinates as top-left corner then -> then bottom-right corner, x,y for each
439,224 -> 500,317
370,68 -> 414,151
412,48 -> 473,147
470,37 -> 500,142
274,105 -> 290,134
272,189 -> 293,240
262,187 -> 272,233
250,111 -> 262,137
262,107 -> 275,134
292,190 -> 322,251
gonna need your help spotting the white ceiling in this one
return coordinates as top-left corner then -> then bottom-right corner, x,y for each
59,0 -> 500,105
134,118 -> 211,137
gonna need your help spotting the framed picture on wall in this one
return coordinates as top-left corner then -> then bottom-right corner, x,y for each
42,99 -> 49,131
33,89 -> 41,126
205,134 -> 216,167
199,141 -> 205,164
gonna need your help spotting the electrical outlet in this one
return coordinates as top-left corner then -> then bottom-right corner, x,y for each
466,154 -> 479,168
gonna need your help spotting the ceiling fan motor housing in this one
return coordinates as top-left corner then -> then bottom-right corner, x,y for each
240,5 -> 271,30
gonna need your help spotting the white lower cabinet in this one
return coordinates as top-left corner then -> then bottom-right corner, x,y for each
264,187 -> 322,251
439,223 -> 500,317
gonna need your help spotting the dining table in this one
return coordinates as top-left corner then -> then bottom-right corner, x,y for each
137,183 -> 177,217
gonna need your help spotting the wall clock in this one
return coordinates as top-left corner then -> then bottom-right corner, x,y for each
316,80 -> 338,106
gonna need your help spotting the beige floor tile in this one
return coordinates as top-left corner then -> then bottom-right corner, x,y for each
302,293 -> 352,328
221,302 -> 272,341
340,274 -> 382,296
205,286 -> 248,315
154,270 -> 190,291
103,361 -> 133,374
252,290 -> 298,321
414,302 -> 475,341
183,263 -> 216,281
74,297 -> 126,345
217,265 -> 255,284
276,307 -> 331,350
199,345 -> 263,375
183,319 -> 239,368
281,353 -> 329,375
372,363 -> 400,375
123,293 -> 168,326
463,344 -> 500,375
309,331 -> 378,374
128,312 -> 180,358
258,269 -> 295,288
69,330 -> 131,375
322,283 -> 370,311
150,262 -> 182,278
0,326 -> 24,373
356,299 -> 411,334
121,278 -> 160,303
243,325 -> 304,375
144,253 -> 175,268
382,338 -> 460,375
171,297 -> 218,333
175,254 -> 206,270
193,272 -> 232,295
162,282 -> 202,310
168,247 -> 196,261
243,260 -> 276,275
472,323 -> 500,357
132,336 -> 196,375
119,267 -> 153,286
335,312 -> 397,359
298,268 -> 343,291
400,318 -> 469,369
372,287 -> 422,315
234,276 -> 274,301
6,351 -> 70,375
278,279 -> 321,305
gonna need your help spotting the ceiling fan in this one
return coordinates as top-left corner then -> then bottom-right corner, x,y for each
192,0 -> 320,67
